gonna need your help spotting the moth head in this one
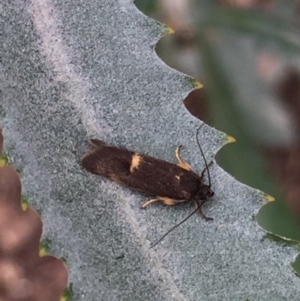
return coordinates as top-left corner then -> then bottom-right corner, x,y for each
193,183 -> 214,222
196,184 -> 214,201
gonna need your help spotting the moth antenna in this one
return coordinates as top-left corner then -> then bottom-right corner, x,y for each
196,124 -> 211,187
150,205 -> 201,248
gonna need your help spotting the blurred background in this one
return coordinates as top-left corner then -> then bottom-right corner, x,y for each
135,0 -> 300,247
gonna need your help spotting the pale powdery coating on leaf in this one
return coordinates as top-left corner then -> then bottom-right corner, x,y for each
0,1 -> 299,301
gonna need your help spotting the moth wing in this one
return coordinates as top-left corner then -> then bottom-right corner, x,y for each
128,155 -> 198,200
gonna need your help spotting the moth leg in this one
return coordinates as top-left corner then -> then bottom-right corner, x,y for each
141,196 -> 184,208
175,145 -> 191,171
195,200 -> 213,221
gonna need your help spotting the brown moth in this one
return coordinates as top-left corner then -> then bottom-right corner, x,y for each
81,128 -> 214,246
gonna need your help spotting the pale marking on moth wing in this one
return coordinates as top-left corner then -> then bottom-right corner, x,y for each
130,153 -> 142,173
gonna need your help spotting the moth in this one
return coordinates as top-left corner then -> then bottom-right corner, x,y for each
81,127 -> 214,246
